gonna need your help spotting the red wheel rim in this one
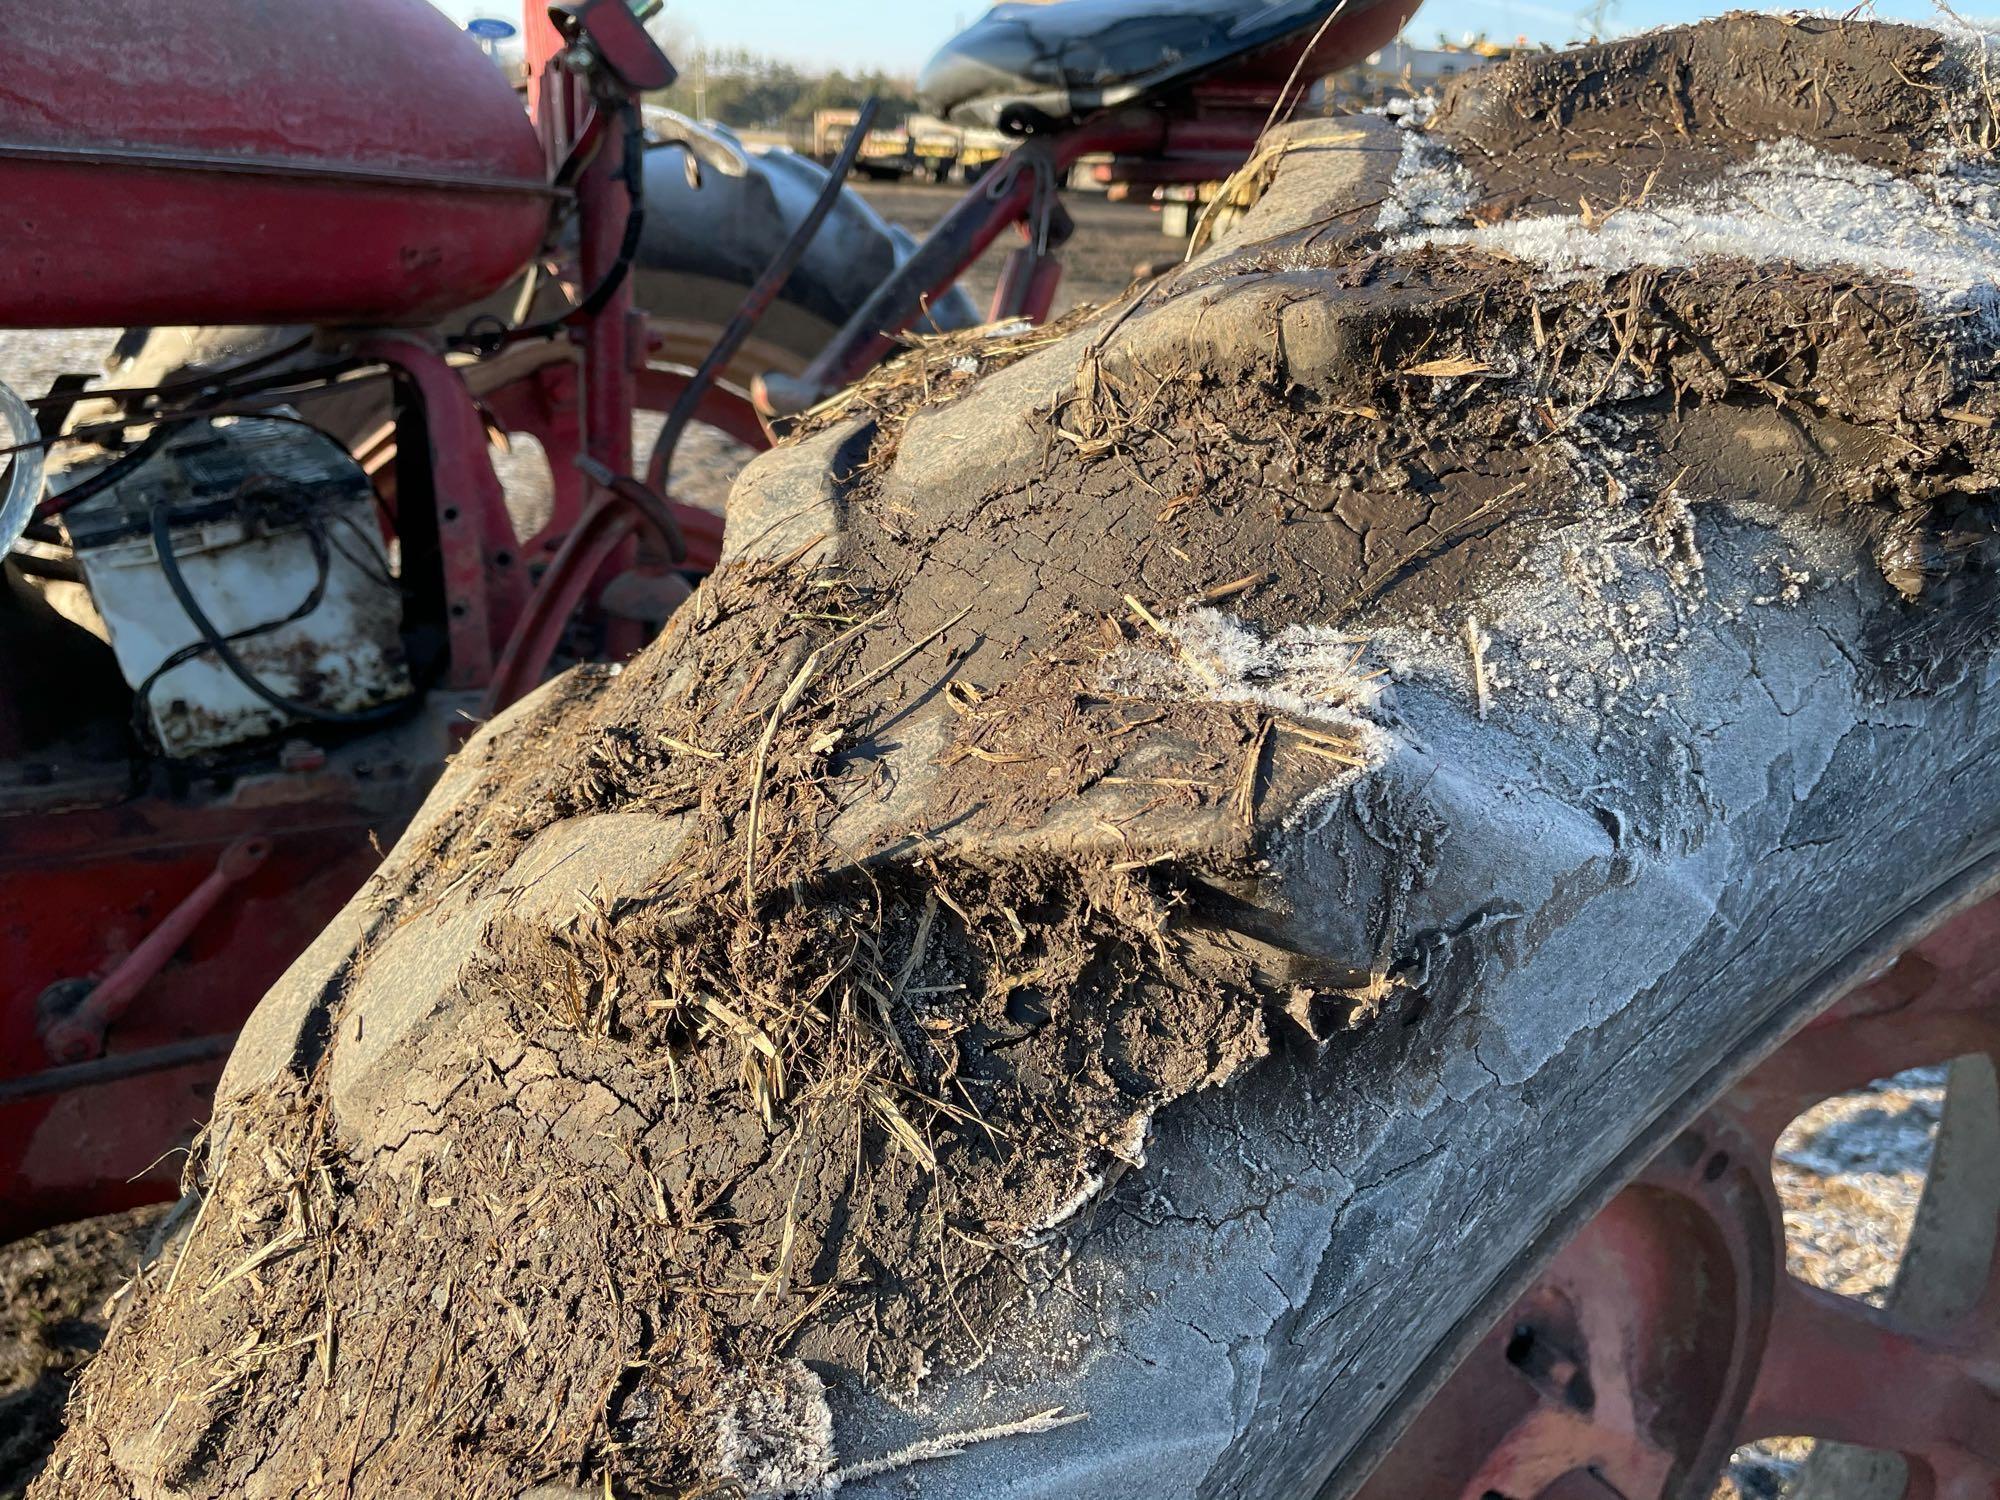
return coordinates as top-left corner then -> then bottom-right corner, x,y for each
1360,893 -> 2000,1500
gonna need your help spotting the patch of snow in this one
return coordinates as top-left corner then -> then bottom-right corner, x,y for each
1779,1074 -> 1948,1178
1393,138 -> 2000,312
1353,404 -> 1717,736
1915,5 -> 2000,44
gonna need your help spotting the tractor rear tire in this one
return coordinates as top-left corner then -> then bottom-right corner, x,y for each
40,18 -> 2000,1500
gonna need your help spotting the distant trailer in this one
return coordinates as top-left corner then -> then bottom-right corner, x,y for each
787,109 -> 1007,184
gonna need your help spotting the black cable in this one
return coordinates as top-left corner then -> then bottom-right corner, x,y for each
454,100 -> 648,355
29,342 -> 351,418
147,501 -> 408,731
646,96 -> 881,493
31,425 -> 174,521
0,380 -> 380,477
321,507 -> 399,592
44,333 -> 318,411
5,549 -> 80,583
567,102 -> 649,326
130,514 -> 334,744
179,359 -> 376,408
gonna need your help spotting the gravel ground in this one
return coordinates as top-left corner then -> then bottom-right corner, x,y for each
1778,1067 -> 1944,1304
0,328 -> 118,408
0,196 -> 1950,1499
1715,1067 -> 1946,1499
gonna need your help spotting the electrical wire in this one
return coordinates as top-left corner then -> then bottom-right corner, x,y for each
129,509 -> 333,744
321,506 -> 399,592
451,100 -> 647,355
0,376 -> 384,481
145,499 -> 408,733
31,425 -> 174,521
26,348 -> 364,422
6,549 -> 80,583
36,333 -> 318,411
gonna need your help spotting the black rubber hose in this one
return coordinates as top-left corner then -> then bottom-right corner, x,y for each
32,424 -> 174,521
461,101 -> 649,354
568,101 -> 650,326
0,1032 -> 238,1104
6,549 -> 80,582
24,334 -> 316,414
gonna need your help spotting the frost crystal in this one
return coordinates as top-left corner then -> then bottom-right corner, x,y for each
1105,608 -> 1386,731
1375,98 -> 1478,234
711,1360 -> 836,1498
1394,138 -> 2000,312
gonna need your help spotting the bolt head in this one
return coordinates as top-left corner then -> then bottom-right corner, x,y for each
279,740 -> 328,774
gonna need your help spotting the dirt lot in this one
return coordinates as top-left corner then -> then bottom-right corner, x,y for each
0,1208 -> 166,1499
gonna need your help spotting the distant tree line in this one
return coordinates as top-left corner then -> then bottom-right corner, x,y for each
648,47 -> 920,128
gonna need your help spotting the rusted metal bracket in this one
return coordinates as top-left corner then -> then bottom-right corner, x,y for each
353,335 -> 530,690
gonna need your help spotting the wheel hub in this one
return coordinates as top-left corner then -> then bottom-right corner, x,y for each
1360,894 -> 2000,1500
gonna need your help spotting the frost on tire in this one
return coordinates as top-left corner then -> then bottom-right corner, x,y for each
43,17 -> 2000,1500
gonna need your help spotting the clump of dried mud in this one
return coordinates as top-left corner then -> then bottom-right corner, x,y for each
43,14 -> 2000,1499
44,545 -> 1296,1497
784,304 -> 1105,443
1174,14 -> 2000,732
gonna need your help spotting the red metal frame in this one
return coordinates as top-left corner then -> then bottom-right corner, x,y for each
482,493 -> 642,717
758,113 -> 1274,416
0,2 -> 685,1237
356,333 -> 531,689
0,0 -> 553,329
755,0 -> 1420,418
0,730 -> 448,1238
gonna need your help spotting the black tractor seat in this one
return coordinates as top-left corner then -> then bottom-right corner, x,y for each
919,0 -> 1387,134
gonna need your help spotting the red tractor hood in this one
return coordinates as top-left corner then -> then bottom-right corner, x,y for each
0,0 -> 552,328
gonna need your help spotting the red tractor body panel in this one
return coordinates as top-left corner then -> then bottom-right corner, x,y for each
0,0 -> 552,327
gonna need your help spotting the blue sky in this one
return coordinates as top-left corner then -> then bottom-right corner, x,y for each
431,1 -> 1982,73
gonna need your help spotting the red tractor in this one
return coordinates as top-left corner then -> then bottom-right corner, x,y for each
0,0 -> 699,1236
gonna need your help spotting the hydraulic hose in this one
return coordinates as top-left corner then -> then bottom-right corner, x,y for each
645,96 -> 882,493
